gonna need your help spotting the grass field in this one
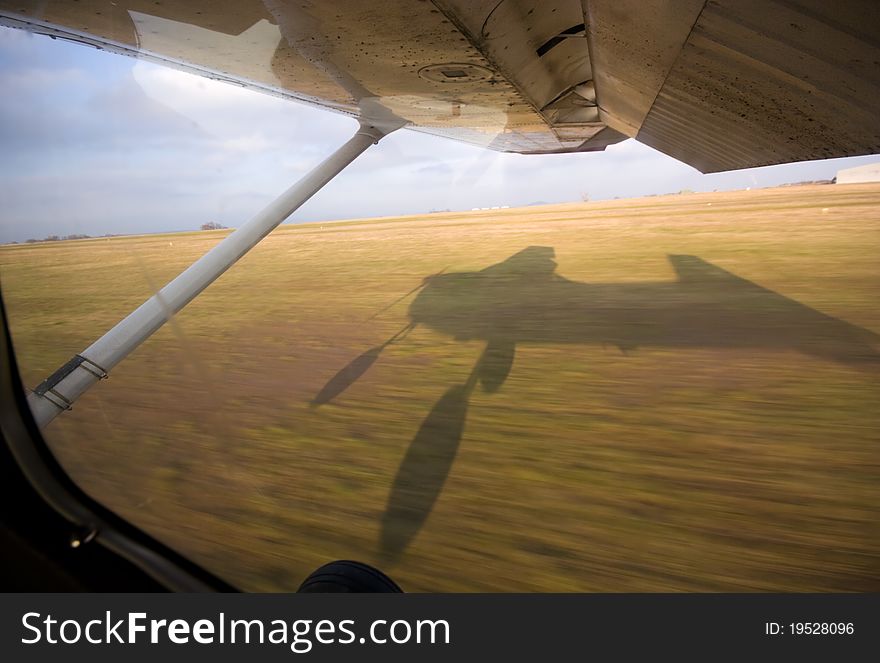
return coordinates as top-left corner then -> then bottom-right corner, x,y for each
1,183 -> 879,592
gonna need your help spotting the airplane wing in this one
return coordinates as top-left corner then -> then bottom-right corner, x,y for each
0,0 -> 877,170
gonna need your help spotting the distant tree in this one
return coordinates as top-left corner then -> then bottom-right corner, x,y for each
45,235 -> 60,241
200,221 -> 227,231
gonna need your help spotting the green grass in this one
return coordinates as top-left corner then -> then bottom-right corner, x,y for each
1,183 -> 878,591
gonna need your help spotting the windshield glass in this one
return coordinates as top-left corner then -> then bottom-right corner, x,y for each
1,25 -> 878,592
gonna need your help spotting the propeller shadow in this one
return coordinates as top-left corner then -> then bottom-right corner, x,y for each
310,323 -> 414,407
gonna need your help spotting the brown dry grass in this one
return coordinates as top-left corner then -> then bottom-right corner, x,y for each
1,182 -> 878,591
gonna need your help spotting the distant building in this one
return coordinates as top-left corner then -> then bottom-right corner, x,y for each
836,162 -> 880,184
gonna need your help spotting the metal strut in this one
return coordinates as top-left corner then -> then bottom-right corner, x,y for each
27,119 -> 400,428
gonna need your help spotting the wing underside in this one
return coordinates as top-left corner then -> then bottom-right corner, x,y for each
1,0 -> 878,170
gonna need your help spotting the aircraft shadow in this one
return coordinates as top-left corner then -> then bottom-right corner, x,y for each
313,246 -> 880,560
310,323 -> 414,407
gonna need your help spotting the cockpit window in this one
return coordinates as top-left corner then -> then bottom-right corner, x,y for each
1,26 -> 878,592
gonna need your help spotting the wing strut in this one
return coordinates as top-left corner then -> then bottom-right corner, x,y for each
27,119 -> 401,428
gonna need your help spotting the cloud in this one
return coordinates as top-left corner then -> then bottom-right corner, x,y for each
132,62 -> 354,149
1,25 -> 879,244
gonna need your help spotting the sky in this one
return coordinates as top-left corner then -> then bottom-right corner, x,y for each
1,25 -> 878,244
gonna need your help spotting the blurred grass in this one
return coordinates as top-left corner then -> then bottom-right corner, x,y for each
1,183 -> 878,591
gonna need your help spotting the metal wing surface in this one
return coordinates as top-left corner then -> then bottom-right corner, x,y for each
1,0 -> 878,171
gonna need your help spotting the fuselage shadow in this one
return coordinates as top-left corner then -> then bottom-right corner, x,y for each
314,246 -> 880,560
